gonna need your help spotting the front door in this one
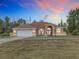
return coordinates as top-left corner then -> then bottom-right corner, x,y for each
46,26 -> 52,36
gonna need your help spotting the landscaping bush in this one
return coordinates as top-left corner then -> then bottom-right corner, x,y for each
1,32 -> 10,36
72,29 -> 79,35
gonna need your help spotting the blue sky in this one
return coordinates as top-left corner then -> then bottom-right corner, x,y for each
0,0 -> 79,24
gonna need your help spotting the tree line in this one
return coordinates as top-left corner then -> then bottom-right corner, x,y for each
0,16 -> 27,36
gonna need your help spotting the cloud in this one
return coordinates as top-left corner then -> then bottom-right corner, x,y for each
35,0 -> 65,14
58,0 -> 65,4
36,0 -> 50,10
40,15 -> 61,24
46,15 -> 61,24
17,0 -> 37,9
48,15 -> 61,21
49,15 -> 61,24
35,0 -> 79,15
70,3 -> 79,9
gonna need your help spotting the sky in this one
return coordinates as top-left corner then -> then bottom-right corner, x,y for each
0,0 -> 79,24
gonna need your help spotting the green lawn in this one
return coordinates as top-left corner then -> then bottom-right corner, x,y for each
0,37 -> 79,59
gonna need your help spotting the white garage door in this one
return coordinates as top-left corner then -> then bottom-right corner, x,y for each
16,30 -> 33,37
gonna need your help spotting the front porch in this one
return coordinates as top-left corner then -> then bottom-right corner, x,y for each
36,25 -> 56,36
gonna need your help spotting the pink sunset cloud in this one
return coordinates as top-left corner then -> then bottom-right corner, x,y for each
36,0 -> 50,10
70,3 -> 79,9
35,0 -> 65,14
58,0 -> 65,4
35,0 -> 79,14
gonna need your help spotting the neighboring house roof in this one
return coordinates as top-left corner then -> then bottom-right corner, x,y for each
15,22 -> 58,29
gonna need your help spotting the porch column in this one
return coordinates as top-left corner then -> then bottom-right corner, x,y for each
36,29 -> 39,36
44,27 -> 47,36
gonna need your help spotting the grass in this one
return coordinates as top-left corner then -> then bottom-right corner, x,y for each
0,37 -> 79,59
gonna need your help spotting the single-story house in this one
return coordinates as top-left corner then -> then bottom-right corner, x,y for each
13,22 -> 67,37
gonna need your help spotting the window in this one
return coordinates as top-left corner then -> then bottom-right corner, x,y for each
32,30 -> 36,34
56,28 -> 61,33
39,28 -> 44,35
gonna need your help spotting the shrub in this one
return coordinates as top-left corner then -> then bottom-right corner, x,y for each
72,29 -> 79,35
1,32 -> 10,36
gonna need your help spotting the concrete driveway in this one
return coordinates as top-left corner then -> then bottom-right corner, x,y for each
0,37 -> 24,44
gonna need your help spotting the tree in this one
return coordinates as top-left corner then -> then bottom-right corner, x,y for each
67,8 -> 79,35
13,21 -> 19,27
58,20 -> 68,34
23,19 -> 26,24
5,16 -> 10,33
0,18 -> 3,33
40,20 -> 44,22
60,20 -> 63,27
58,19 -> 63,27
17,18 -> 26,25
32,20 -> 37,23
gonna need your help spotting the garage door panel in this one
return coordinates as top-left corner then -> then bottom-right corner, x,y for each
16,30 -> 33,37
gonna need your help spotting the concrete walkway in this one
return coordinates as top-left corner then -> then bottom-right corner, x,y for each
0,37 -> 24,44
